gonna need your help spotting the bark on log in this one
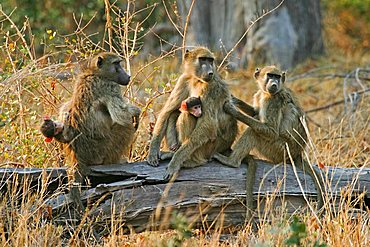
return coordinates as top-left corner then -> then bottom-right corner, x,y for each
0,160 -> 369,232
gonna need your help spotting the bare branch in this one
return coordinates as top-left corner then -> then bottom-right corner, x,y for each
218,0 -> 285,69
162,0 -> 183,38
306,88 -> 369,114
182,0 -> 196,58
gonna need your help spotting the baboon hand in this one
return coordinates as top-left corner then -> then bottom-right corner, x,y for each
163,163 -> 180,180
132,116 -> 139,130
132,106 -> 141,118
224,101 -> 238,116
147,147 -> 160,166
170,143 -> 180,152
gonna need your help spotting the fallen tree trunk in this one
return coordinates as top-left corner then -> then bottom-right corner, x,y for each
0,160 -> 369,232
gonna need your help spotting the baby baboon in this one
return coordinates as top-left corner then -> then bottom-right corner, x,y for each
165,96 -> 202,152
180,96 -> 202,117
147,47 -> 237,178
40,116 -> 65,142
215,65 -> 324,215
40,52 -> 140,212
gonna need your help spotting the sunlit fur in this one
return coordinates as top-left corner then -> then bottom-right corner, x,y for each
54,52 -> 140,173
147,47 -> 237,177
215,65 -> 323,214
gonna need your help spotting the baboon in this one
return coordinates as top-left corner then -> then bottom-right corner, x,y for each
214,65 -> 324,216
40,52 -> 140,212
147,47 -> 238,179
180,96 -> 202,117
40,116 -> 65,142
165,96 -> 203,152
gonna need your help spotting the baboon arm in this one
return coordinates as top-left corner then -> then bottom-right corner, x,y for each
105,98 -> 136,127
165,111 -> 180,148
53,132 -> 72,143
224,101 -> 279,139
148,77 -> 189,165
231,95 -> 256,116
151,77 -> 189,143
168,116 -> 215,167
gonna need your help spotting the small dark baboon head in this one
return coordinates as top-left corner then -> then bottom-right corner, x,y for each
89,52 -> 131,85
254,65 -> 285,95
40,116 -> 56,138
40,116 -> 63,142
184,47 -> 215,82
180,96 -> 202,117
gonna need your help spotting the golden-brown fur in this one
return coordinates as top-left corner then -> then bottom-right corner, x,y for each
147,47 -> 237,178
57,52 -> 140,173
42,52 -> 140,214
215,65 -> 324,216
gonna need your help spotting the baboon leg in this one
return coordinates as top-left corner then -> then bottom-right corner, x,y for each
160,151 -> 175,160
294,156 -> 324,210
165,111 -> 180,150
68,164 -> 89,218
213,128 -> 256,168
243,155 -> 257,220
69,171 -> 85,217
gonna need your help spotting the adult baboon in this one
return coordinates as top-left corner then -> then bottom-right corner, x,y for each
40,52 -> 140,212
214,65 -> 324,216
147,47 -> 238,178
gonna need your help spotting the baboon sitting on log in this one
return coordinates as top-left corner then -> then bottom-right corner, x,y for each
214,65 -> 324,217
147,47 -> 242,179
40,52 -> 141,213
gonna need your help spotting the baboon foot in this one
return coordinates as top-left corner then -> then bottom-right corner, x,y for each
163,164 -> 180,180
147,151 -> 160,166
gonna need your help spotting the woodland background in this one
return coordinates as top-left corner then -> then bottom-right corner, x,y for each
0,0 -> 369,246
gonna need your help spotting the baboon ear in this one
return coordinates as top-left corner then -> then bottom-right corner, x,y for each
281,71 -> 286,83
97,56 -> 104,68
184,49 -> 190,59
254,68 -> 260,79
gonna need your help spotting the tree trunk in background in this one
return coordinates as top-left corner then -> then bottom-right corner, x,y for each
178,0 -> 324,69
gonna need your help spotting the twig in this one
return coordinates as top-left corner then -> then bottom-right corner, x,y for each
182,0 -> 196,58
0,7 -> 34,60
306,88 -> 369,114
162,0 -> 183,38
218,0 -> 285,69
104,0 -> 113,51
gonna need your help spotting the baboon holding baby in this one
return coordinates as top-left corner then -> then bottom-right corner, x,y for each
147,47 -> 238,178
41,52 -> 140,211
215,65 -> 324,215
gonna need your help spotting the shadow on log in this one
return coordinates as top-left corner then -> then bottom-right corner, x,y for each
0,160 -> 369,232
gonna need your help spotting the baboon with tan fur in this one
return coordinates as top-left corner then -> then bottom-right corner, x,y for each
147,47 -> 240,179
164,96 -> 203,152
214,65 -> 324,217
40,52 -> 140,212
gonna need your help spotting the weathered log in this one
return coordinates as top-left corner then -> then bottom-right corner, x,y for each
0,160 -> 369,232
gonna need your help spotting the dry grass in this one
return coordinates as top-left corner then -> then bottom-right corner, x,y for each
0,1 -> 369,246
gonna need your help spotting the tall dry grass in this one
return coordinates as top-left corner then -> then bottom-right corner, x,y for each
0,0 -> 369,246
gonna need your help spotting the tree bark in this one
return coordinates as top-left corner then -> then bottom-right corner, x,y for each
178,0 -> 324,69
1,160 -> 369,232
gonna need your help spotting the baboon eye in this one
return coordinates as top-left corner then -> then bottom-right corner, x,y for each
199,57 -> 207,62
267,73 -> 281,79
97,57 -> 104,67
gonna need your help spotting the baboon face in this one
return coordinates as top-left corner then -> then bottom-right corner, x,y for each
254,66 -> 285,95
197,56 -> 214,82
40,117 -> 56,138
91,52 -> 131,85
184,47 -> 215,82
181,96 -> 202,117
